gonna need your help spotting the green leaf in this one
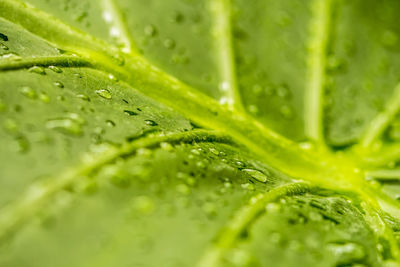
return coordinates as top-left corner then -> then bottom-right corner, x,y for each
2,0 -> 400,266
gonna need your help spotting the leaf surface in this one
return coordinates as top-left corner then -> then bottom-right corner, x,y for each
2,0 -> 400,266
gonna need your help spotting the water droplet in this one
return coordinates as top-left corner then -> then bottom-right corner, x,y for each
163,38 -> 175,49
299,142 -> 313,150
1,52 -> 21,59
108,73 -> 118,81
160,142 -> 173,151
0,43 -> 9,50
124,110 -> 138,116
39,92 -> 50,103
277,85 -> 290,98
46,113 -> 85,136
280,105 -> 293,119
14,135 -> 30,153
171,11 -> 184,23
242,168 -> 268,183
145,120 -> 158,126
0,33 -> 8,41
19,86 -> 36,99
54,81 -> 64,88
209,148 -> 219,155
327,56 -> 344,71
106,120 -> 116,127
327,242 -> 366,263
219,97 -> 233,106
241,183 -> 255,191
96,89 -> 112,99
3,118 -> 18,133
236,161 -> 245,168
248,105 -> 259,115
76,94 -> 90,101
144,25 -> 157,37
196,160 -> 206,169
28,66 -> 46,75
48,65 -> 62,73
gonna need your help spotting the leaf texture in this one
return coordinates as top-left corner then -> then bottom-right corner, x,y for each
2,0 -> 400,266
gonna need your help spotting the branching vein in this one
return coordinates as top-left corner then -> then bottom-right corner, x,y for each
359,83 -> 400,150
0,129 -> 232,243
304,0 -> 334,144
197,182 -> 311,267
209,0 -> 243,112
100,0 -> 137,54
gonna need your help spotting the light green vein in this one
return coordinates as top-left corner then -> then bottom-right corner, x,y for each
359,83 -> 400,150
208,0 -> 243,112
0,129 -> 232,243
197,182 -> 311,267
304,0 -> 334,144
358,143 -> 400,168
0,55 -> 90,71
100,0 -> 137,54
366,169 -> 400,182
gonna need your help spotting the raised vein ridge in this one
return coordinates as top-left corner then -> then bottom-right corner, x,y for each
0,129 -> 231,243
304,0 -> 334,144
208,0 -> 243,112
100,0 -> 137,54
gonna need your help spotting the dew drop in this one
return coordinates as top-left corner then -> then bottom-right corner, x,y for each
54,81 -> 64,88
0,43 -> 9,50
14,135 -> 30,153
19,86 -> 36,99
28,66 -> 46,75
39,92 -> 50,103
209,148 -> 219,155
76,94 -> 90,101
1,52 -> 21,60
48,65 -> 63,73
0,33 -> 8,41
96,89 -> 112,99
280,105 -> 293,119
248,105 -> 259,115
160,142 -> 173,151
236,161 -> 245,168
277,85 -> 290,98
145,120 -> 158,126
3,118 -> 18,133
171,11 -> 184,23
144,25 -> 157,37
241,183 -> 255,191
106,120 -> 116,127
326,242 -> 366,263
242,168 -> 268,183
46,113 -> 85,136
108,73 -> 118,82
124,110 -> 138,116
163,38 -> 176,49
